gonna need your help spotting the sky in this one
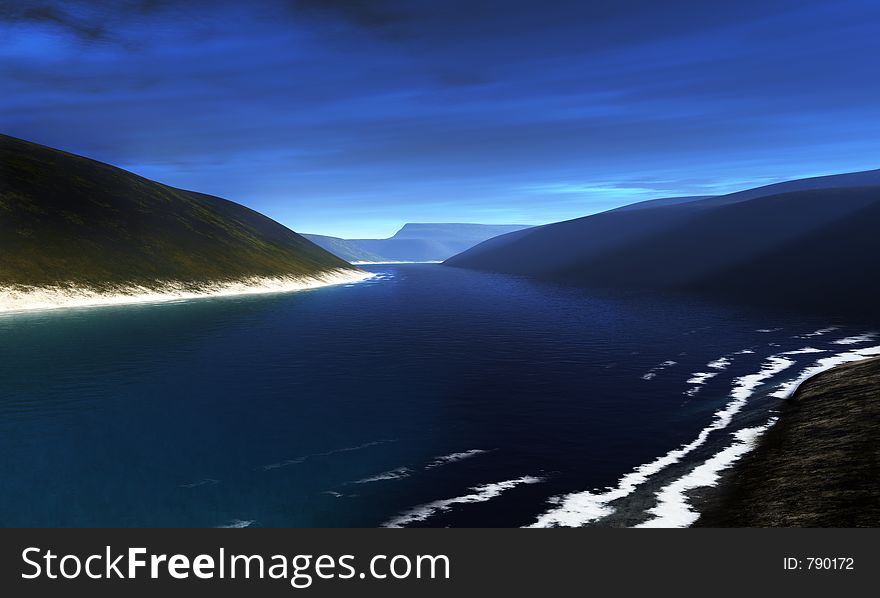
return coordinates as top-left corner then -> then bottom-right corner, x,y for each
2,0 -> 879,238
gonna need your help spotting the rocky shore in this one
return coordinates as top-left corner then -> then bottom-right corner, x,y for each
695,356 -> 880,527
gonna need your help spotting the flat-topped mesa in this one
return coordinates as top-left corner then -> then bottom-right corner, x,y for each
0,134 -> 368,312
304,223 -> 533,263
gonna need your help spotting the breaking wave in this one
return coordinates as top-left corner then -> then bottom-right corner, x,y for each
425,449 -> 489,469
637,420 -> 776,527
528,354 -> 795,527
384,476 -> 543,528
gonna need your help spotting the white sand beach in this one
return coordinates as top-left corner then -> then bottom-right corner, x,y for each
0,268 -> 374,315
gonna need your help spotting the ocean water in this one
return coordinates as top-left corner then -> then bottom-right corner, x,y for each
0,264 -> 877,528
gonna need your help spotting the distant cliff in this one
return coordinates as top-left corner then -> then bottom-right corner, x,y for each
305,223 -> 533,263
695,357 -> 880,527
299,234 -> 387,263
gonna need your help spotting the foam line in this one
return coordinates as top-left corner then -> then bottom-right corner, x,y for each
216,519 -> 255,528
353,467 -> 412,484
642,360 -> 678,380
260,457 -> 307,471
686,372 -> 716,386
794,326 -> 839,338
636,420 -> 777,528
528,355 -> 794,527
425,449 -> 489,469
315,440 -> 394,457
180,478 -> 219,489
770,345 -> 880,399
832,333 -> 877,345
259,440 -> 394,471
781,347 -> 825,355
684,356 -> 733,396
384,476 -> 543,528
640,344 -> 880,528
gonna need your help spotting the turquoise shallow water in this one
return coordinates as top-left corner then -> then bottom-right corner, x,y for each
0,264 -> 872,527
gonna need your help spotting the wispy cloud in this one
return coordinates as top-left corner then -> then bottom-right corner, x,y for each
522,182 -> 670,199
3,0 -> 880,236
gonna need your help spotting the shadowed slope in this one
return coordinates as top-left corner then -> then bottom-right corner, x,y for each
447,168 -> 880,275
446,177 -> 880,316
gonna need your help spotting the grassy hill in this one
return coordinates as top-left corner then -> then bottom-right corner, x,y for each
0,134 -> 355,290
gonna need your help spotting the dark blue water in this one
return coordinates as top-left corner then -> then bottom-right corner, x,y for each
0,264 -> 875,527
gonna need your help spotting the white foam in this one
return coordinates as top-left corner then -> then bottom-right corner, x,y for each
259,440 -> 393,472
707,357 -> 731,369
684,377 -> 712,396
684,357 -> 732,397
383,476 -> 543,528
687,372 -> 717,385
832,333 -> 877,345
770,345 -> 880,399
260,457 -> 307,471
639,344 -> 880,528
180,478 -> 219,489
636,420 -> 776,528
353,466 -> 412,484
642,360 -> 678,380
217,519 -> 255,528
316,440 -> 394,457
425,449 -> 489,469
781,347 -> 825,355
794,326 -> 839,338
0,269 -> 374,315
528,354 -> 794,527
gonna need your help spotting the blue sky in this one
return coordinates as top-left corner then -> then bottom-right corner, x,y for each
2,0 -> 879,237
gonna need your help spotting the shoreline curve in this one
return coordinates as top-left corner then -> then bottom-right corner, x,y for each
0,268 -> 374,315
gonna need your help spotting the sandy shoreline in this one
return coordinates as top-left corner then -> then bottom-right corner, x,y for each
0,268 -> 374,315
